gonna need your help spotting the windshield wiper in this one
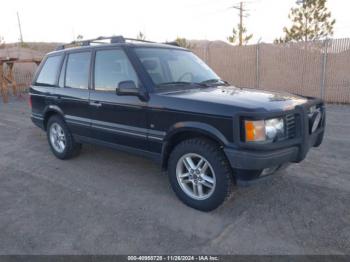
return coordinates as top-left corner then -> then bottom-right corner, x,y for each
157,79 -> 228,89
200,79 -> 229,86
157,81 -> 205,88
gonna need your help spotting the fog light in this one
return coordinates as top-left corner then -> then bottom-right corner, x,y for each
261,165 -> 280,176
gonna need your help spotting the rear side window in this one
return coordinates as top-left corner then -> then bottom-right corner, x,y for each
36,55 -> 62,86
65,52 -> 91,89
94,49 -> 139,91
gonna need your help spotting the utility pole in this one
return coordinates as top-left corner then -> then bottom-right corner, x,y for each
17,12 -> 24,44
239,2 -> 243,45
231,1 -> 249,46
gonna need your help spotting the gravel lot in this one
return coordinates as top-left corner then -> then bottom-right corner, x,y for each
0,98 -> 349,255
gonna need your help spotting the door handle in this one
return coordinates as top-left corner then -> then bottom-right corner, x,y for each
89,101 -> 102,107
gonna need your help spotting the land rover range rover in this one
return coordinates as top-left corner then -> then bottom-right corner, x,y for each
30,36 -> 325,211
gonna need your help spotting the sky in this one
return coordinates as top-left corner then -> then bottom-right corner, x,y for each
1,0 -> 349,44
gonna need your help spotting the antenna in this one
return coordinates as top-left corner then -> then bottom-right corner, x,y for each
17,12 -> 24,44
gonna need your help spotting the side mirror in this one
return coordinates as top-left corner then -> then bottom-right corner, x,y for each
116,81 -> 139,96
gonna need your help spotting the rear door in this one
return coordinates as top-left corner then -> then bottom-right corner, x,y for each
89,47 -> 148,150
31,54 -> 63,118
54,51 -> 92,137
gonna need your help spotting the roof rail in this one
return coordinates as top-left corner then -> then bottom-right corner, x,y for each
163,41 -> 180,47
124,38 -> 156,44
55,35 -> 179,51
55,36 -> 125,50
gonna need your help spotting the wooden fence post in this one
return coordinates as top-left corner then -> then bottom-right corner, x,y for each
7,63 -> 17,96
0,62 -> 9,103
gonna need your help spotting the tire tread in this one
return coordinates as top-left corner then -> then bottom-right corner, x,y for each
168,138 -> 233,211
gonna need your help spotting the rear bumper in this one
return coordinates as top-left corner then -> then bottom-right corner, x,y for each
31,115 -> 44,130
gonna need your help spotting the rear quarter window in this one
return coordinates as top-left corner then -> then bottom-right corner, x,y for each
65,52 -> 91,89
35,55 -> 63,86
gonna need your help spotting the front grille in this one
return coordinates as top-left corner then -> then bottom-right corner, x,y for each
285,113 -> 296,139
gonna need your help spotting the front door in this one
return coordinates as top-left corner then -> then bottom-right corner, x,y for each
89,48 -> 148,151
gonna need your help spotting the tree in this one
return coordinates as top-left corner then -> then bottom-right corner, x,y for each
136,31 -> 146,40
175,37 -> 195,49
76,34 -> 84,41
275,0 -> 335,43
227,25 -> 253,45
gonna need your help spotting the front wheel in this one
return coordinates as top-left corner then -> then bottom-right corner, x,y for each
168,138 -> 233,211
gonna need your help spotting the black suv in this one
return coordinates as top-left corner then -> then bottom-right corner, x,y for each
30,36 -> 325,211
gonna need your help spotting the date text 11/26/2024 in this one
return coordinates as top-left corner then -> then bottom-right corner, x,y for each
127,255 -> 219,261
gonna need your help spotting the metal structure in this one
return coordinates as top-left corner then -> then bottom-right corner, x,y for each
0,57 -> 41,103
17,12 -> 24,44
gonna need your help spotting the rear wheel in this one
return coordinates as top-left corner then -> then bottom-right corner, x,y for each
47,115 -> 81,159
168,138 -> 233,211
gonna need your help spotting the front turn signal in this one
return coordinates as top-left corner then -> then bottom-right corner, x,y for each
244,120 -> 266,142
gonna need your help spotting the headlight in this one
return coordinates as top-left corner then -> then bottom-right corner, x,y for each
244,118 -> 285,142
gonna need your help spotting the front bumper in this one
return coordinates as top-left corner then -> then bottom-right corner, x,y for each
225,98 -> 326,171
224,127 -> 324,170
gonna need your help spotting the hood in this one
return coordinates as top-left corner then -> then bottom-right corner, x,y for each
159,86 -> 308,112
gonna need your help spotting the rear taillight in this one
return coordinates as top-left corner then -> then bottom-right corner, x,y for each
28,95 -> 32,108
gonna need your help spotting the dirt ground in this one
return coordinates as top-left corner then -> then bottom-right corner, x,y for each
0,98 -> 349,255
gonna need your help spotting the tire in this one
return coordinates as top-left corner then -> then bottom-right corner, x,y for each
313,130 -> 324,147
46,115 -> 81,160
168,138 -> 233,211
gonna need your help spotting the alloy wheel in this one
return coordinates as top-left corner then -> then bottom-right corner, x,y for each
176,153 -> 216,200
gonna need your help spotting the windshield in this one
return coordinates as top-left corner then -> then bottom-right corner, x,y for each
134,48 -> 222,89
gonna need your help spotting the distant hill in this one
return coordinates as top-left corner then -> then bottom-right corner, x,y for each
189,40 -> 231,49
0,40 -> 232,90
0,42 -> 62,59
0,42 -> 62,90
0,40 -> 233,59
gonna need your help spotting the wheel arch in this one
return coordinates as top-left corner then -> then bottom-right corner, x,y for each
43,105 -> 65,130
161,122 -> 229,171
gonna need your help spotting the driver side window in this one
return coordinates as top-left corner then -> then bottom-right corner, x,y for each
168,59 -> 190,81
94,49 -> 139,91
167,56 -> 202,82
140,57 -> 165,84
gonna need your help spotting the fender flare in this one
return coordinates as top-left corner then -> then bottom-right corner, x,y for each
161,121 -> 230,168
163,121 -> 229,146
42,105 -> 65,129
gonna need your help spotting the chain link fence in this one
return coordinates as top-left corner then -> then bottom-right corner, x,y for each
3,38 -> 350,103
192,38 -> 350,103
